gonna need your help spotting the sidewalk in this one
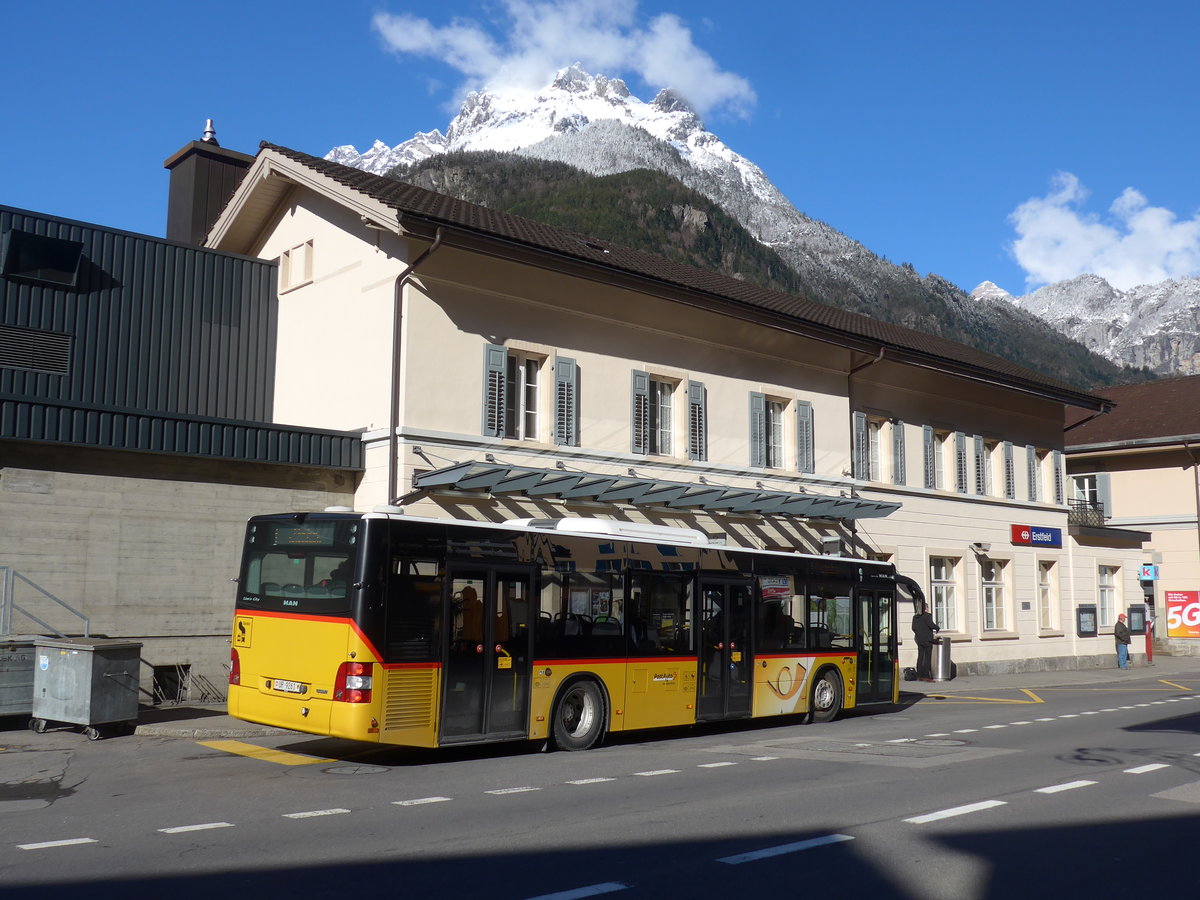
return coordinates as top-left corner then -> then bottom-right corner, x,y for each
906,652 -> 1200,696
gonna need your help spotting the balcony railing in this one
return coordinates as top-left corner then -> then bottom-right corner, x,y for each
1068,498 -> 1106,527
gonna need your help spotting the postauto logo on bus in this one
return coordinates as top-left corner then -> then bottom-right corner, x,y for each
1010,524 -> 1063,548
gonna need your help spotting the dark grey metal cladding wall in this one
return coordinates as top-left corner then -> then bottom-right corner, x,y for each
1,206 -> 277,422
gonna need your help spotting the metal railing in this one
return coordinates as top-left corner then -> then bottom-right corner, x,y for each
0,566 -> 91,637
1068,498 -> 1106,527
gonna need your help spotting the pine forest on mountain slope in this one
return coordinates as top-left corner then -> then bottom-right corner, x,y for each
395,152 -> 1148,391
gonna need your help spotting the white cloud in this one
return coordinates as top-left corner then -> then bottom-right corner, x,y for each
371,0 -> 755,119
1010,172 -> 1200,290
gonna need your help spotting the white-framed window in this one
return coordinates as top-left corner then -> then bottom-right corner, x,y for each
1038,560 -> 1058,630
1073,474 -> 1099,505
981,558 -> 1007,630
505,353 -> 541,441
1027,445 -> 1046,502
853,412 -> 889,481
279,240 -> 313,291
934,431 -> 948,489
929,556 -> 959,632
765,399 -> 785,468
1098,565 -> 1119,627
974,436 -> 995,496
650,378 -> 675,456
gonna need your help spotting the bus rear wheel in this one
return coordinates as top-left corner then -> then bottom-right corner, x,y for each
552,679 -> 606,751
809,668 -> 843,724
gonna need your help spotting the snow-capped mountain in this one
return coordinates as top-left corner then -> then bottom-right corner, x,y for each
327,64 -> 879,293
972,277 -> 1200,376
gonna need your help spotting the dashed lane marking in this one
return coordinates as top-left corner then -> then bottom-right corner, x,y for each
158,822 -> 235,834
1035,780 -> 1097,794
633,769 -> 680,776
283,808 -> 351,819
904,800 -> 1006,824
717,833 -> 854,864
1125,764 -> 1171,774
699,762 -> 737,768
567,778 -> 615,785
17,838 -> 97,851
197,740 -> 334,766
486,787 -> 541,795
524,882 -> 629,900
394,797 -> 453,806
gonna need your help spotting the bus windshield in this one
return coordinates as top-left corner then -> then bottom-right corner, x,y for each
237,516 -> 359,616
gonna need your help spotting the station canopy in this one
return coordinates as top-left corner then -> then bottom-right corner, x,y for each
413,461 -> 899,520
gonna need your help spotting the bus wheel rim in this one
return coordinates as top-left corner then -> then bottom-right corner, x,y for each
814,676 -> 835,709
564,688 -> 595,737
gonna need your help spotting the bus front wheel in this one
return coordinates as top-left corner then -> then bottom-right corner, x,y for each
809,668 -> 843,724
552,679 -> 606,751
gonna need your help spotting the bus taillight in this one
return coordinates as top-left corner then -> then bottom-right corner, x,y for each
334,661 -> 373,703
229,648 -> 241,685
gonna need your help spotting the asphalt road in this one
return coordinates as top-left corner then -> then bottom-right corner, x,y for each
2,667 -> 1199,899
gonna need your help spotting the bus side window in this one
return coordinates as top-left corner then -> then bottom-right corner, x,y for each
385,558 -> 442,662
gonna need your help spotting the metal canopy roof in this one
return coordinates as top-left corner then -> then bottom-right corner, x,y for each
413,462 -> 900,520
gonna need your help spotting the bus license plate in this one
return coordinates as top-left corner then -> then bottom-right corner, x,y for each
273,679 -> 305,694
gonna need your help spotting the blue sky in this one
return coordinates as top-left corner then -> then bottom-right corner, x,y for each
4,0 -> 1198,296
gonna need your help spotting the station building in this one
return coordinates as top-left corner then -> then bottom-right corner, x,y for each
0,129 -> 1150,693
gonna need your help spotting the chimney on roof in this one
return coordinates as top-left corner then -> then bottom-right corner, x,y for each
163,119 -> 255,245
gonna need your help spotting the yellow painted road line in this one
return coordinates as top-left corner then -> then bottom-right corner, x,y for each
923,689 -> 1044,704
1159,680 -> 1191,691
198,740 -> 334,766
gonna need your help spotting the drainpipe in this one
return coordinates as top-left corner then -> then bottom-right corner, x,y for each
387,227 -> 444,504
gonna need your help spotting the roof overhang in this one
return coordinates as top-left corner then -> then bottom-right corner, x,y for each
412,461 -> 899,520
1068,524 -> 1151,548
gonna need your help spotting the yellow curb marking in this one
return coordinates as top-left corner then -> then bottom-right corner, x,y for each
923,689 -> 1044,704
198,739 -> 334,766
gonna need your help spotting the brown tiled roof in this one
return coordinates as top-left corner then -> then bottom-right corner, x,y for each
261,142 -> 1109,409
1066,375 -> 1200,446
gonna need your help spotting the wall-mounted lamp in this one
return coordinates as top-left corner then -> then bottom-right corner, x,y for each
970,542 -> 991,554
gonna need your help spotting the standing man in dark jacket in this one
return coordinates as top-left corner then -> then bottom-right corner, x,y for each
912,604 -> 941,681
1114,613 -> 1132,669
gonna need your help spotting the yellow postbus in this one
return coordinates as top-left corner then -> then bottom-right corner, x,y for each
228,512 -> 918,750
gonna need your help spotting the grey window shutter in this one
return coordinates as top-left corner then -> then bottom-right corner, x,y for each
796,400 -> 814,474
482,343 -> 507,438
892,419 -> 906,485
1096,472 -> 1112,519
852,411 -> 868,479
687,381 -> 707,461
923,425 -> 935,489
1053,450 -> 1064,504
749,392 -> 767,467
974,435 -> 986,494
1003,441 -> 1015,499
955,431 -> 968,493
553,356 -> 579,446
1026,444 -> 1039,502
631,370 -> 650,455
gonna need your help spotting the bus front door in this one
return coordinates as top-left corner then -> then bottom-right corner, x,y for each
856,590 -> 897,704
441,566 -> 533,742
697,579 -> 753,720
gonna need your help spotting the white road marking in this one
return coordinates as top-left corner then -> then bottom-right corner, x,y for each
905,800 -> 1006,824
1034,717 -> 1055,722
1059,714 -> 1079,718
717,833 -> 854,864
1125,764 -> 1170,774
283,808 -> 351,819
487,787 -> 541,794
1080,711 -> 1100,715
17,838 -> 97,850
633,769 -> 679,776
1035,780 -> 1097,794
924,733 -> 950,737
953,728 -> 978,733
524,882 -> 629,900
983,725 -> 1007,729
159,822 -> 234,834
1010,721 -> 1033,725
699,762 -> 737,768
751,756 -> 779,761
567,778 -> 615,785
394,796 -> 453,806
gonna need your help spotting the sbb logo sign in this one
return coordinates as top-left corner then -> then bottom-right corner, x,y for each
1165,591 -> 1200,639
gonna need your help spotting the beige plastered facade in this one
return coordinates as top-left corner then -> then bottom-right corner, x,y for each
1068,444 -> 1200,656
213,160 -> 1145,676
